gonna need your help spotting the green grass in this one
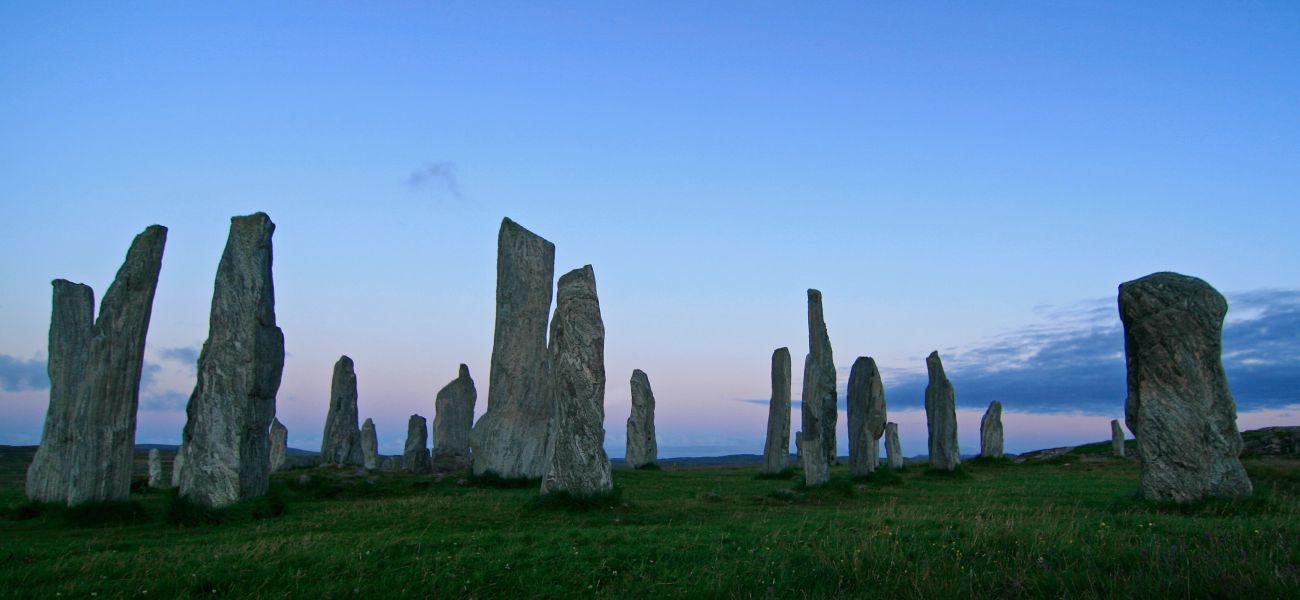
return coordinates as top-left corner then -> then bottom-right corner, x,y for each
1,459 -> 1298,598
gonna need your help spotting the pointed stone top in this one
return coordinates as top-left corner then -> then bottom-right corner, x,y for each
409,413 -> 426,424
853,356 -> 879,373
272,416 -> 285,427
458,363 -> 471,379
363,417 -> 374,427
336,355 -> 353,366
557,265 -> 597,300
926,351 -> 946,379
500,217 -> 554,245
632,368 -> 647,379
988,399 -> 1002,411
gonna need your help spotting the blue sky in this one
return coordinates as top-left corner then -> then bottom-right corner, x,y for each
2,2 -> 1298,457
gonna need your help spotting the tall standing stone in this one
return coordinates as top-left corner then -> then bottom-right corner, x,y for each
885,422 -> 904,469
761,347 -> 792,474
625,369 -> 658,469
801,290 -> 837,466
361,418 -> 379,470
1111,419 -> 1126,458
26,225 -> 167,506
1120,272 -> 1252,502
270,418 -> 288,471
433,364 -> 477,472
179,213 -> 285,508
980,400 -> 1004,459
540,265 -> 612,496
924,351 -> 960,471
471,218 -> 556,480
147,449 -> 163,488
320,356 -> 363,466
171,443 -> 186,487
404,415 -> 432,474
847,356 -> 887,477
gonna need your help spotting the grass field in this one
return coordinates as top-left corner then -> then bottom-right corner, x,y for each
2,455 -> 1298,598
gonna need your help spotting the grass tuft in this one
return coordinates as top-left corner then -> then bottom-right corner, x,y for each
796,477 -> 856,497
468,472 -> 539,489
854,468 -> 904,486
924,465 -> 970,478
754,467 -> 796,480
526,486 -> 624,511
634,462 -> 662,471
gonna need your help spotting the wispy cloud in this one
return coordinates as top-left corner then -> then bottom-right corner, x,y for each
0,355 -> 47,391
406,161 -> 462,199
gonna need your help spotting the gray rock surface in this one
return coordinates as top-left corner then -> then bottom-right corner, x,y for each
795,431 -> 803,464
148,449 -> 163,488
26,225 -> 167,506
847,356 -> 887,477
471,218 -> 556,480
924,351 -> 960,471
1120,272 -> 1252,502
361,418 -> 379,470
801,290 -> 837,466
980,400 -> 1004,459
801,437 -> 829,486
433,364 -> 476,472
270,418 -> 288,471
885,422 -> 904,469
179,213 -> 285,508
404,415 -> 433,474
540,265 -> 613,496
381,455 -> 402,471
761,348 -> 792,474
171,443 -> 185,487
320,356 -> 363,466
1111,419 -> 1125,458
625,369 -> 658,469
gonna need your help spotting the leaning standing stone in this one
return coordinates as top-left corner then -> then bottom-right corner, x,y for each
761,348 -> 792,474
625,369 -> 658,469
148,449 -> 163,488
1120,272 -> 1252,502
361,418 -> 379,470
885,422 -> 904,470
924,351 -> 960,471
404,415 -> 433,474
179,213 -> 285,508
1111,420 -> 1126,458
270,418 -> 288,471
847,357 -> 887,477
980,401 -> 1004,459
321,356 -> 364,466
540,265 -> 613,496
432,365 -> 477,472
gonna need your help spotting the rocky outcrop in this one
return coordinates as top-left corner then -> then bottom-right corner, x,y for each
361,418 -> 379,470
471,218 -> 556,480
801,290 -> 837,467
625,369 -> 658,469
433,365 -> 477,472
761,347 -> 792,474
540,266 -> 612,497
1111,419 -> 1126,458
270,418 -> 288,471
1120,272 -> 1252,502
320,356 -> 363,466
848,357 -> 887,477
885,422 -> 903,469
924,351 -> 960,471
980,401 -> 1004,459
179,213 -> 285,508
26,225 -> 167,506
405,415 -> 433,474
148,449 -> 163,488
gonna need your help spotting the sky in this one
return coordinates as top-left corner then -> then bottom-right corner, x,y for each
1,2 -> 1298,459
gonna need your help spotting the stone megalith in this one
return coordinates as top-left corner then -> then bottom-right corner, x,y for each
847,357 -> 887,477
171,443 -> 186,487
320,356 -> 363,466
801,290 -> 837,466
1111,420 -> 1126,458
470,218 -> 556,480
433,364 -> 477,472
761,347 -> 792,475
885,422 -> 904,469
405,415 -> 433,474
795,431 -> 804,464
980,400 -> 1004,459
270,418 -> 288,472
148,449 -> 163,488
1119,272 -> 1252,502
26,225 -> 167,506
380,455 -> 401,471
801,437 -> 829,486
924,351 -> 960,471
540,265 -> 613,496
625,369 -> 658,469
179,213 -> 285,508
360,418 -> 379,470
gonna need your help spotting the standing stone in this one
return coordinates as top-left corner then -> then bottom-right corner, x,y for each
625,369 -> 658,469
179,213 -> 285,508
147,449 -> 163,488
1111,419 -> 1126,458
26,225 -> 167,506
924,351 -> 960,471
433,365 -> 477,472
847,357 -> 887,477
795,431 -> 804,464
540,265 -> 613,496
1120,272 -> 1252,502
471,218 -> 556,480
885,422 -> 904,469
320,356 -> 363,466
801,437 -> 829,486
404,415 -> 433,474
380,455 -> 401,471
361,418 -> 379,470
980,400 -> 1004,459
801,290 -> 837,466
171,443 -> 186,487
761,348 -> 792,474
270,418 -> 288,471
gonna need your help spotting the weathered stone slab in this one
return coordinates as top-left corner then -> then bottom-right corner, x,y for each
433,364 -> 476,472
885,422 -> 904,469
270,418 -> 288,471
801,290 -> 837,466
361,418 -> 379,470
625,369 -> 658,469
1120,272 -> 1251,502
321,356 -> 363,466
761,347 -> 792,474
179,213 -> 285,508
924,351 -> 960,471
540,265 -> 612,496
1111,420 -> 1126,458
380,455 -> 402,471
148,449 -> 163,488
405,415 -> 433,474
171,443 -> 186,487
801,437 -> 829,487
848,356 -> 887,477
980,400 -> 1003,459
